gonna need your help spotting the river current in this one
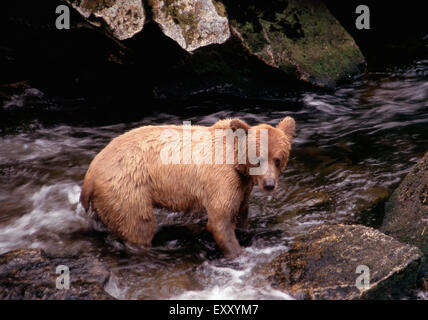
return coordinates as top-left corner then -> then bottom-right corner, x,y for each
0,59 -> 427,299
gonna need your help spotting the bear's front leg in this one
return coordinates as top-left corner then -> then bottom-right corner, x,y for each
206,214 -> 242,258
236,205 -> 249,230
235,187 -> 252,230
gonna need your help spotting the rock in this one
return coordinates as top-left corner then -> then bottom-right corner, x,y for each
64,0 -> 364,89
0,249 -> 114,300
381,151 -> 428,274
223,0 -> 366,87
294,191 -> 331,208
66,0 -> 145,40
1,1 -> 367,99
258,224 -> 423,299
355,186 -> 390,228
150,0 -> 230,51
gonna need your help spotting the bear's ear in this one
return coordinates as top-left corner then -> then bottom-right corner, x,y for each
230,118 -> 250,133
235,163 -> 249,176
277,116 -> 295,137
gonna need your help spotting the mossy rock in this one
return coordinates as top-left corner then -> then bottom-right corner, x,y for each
223,0 -> 366,88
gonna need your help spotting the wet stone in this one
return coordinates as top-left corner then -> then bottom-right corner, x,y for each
257,224 -> 423,300
381,151 -> 428,275
0,248 -> 114,300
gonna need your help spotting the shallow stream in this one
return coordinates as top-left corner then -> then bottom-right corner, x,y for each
1,59 -> 427,299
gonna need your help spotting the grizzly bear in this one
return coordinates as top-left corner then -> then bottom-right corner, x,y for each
80,117 -> 295,257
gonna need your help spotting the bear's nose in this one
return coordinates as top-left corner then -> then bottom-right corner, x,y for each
263,179 -> 276,191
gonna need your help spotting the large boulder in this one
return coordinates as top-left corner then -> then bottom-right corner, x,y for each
66,0 -> 145,40
219,0 -> 366,87
0,249 -> 114,300
258,224 -> 423,299
67,0 -> 231,51
150,0 -> 230,51
64,0 -> 365,89
381,151 -> 428,274
1,1 -> 367,99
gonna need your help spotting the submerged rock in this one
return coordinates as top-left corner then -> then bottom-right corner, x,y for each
381,151 -> 428,274
0,249 -> 114,300
150,0 -> 230,51
355,186 -> 390,228
258,224 -> 422,299
224,0 -> 365,87
66,0 -> 145,40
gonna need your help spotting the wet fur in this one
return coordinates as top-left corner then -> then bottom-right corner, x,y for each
81,117 -> 295,257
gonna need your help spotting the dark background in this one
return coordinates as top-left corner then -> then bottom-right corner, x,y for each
0,1 -> 426,102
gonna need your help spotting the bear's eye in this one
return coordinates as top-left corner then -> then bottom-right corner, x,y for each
274,158 -> 281,168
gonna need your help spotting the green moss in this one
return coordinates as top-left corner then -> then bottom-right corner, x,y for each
238,21 -> 268,52
279,63 -> 297,75
228,0 -> 365,87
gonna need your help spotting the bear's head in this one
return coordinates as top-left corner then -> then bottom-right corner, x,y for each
228,116 -> 295,193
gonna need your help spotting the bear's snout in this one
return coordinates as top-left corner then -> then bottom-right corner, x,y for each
262,178 -> 276,192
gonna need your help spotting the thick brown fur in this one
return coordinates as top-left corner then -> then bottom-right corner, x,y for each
80,117 -> 295,257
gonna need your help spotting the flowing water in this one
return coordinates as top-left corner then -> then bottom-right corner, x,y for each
0,59 -> 427,299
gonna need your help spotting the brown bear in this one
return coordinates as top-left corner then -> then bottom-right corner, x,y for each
80,117 -> 295,257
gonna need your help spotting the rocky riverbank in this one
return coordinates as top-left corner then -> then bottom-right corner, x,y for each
1,223 -> 424,300
0,1 -> 427,300
0,249 -> 114,300
1,149 -> 428,300
257,224 -> 423,299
